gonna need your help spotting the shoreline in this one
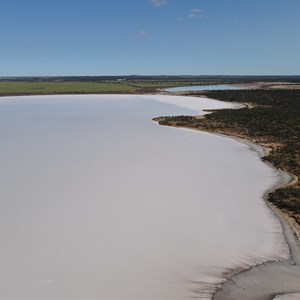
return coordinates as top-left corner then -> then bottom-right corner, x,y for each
152,93 -> 300,299
152,119 -> 300,298
212,134 -> 300,299
196,129 -> 300,242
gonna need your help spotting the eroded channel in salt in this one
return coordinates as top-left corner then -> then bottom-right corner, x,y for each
0,95 -> 289,299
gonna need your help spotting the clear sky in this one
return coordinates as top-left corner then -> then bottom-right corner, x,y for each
1,0 -> 299,76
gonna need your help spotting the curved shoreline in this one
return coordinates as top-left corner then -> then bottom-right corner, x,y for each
212,135 -> 300,300
152,119 -> 300,299
152,95 -> 300,299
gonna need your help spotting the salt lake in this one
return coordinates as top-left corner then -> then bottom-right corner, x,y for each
0,94 -> 289,299
165,84 -> 241,92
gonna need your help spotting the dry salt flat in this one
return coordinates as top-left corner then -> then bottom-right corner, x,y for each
0,94 -> 290,299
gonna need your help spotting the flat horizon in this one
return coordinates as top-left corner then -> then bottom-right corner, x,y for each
1,75 -> 300,78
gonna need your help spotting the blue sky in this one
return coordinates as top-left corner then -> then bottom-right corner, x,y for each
0,0 -> 299,76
